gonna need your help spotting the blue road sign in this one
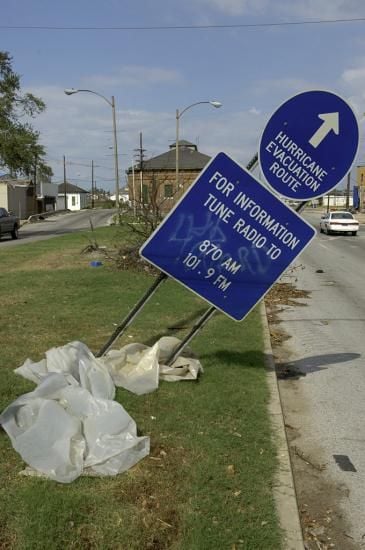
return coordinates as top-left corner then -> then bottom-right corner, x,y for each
140,152 -> 316,321
259,90 -> 359,200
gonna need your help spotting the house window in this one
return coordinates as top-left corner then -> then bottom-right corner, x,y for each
164,184 -> 173,198
72,196 -> 76,206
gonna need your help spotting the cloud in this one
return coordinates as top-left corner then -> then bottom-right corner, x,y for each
24,83 -> 266,192
25,84 -> 177,188
190,0 -> 365,18
249,77 -> 322,105
342,65 -> 365,86
340,62 -> 365,118
194,0 -> 267,16
31,58 -> 365,195
248,107 -> 261,115
83,66 -> 183,90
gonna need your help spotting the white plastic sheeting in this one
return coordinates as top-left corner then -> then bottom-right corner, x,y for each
103,336 -> 203,395
15,341 -> 115,400
0,337 -> 202,483
0,373 -> 149,483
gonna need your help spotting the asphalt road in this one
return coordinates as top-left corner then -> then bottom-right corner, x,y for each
276,211 -> 365,546
0,208 -> 116,247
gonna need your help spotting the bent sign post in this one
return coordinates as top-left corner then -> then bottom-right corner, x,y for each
259,90 -> 359,200
140,152 -> 316,322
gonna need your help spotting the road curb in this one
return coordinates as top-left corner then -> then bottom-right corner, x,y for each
260,302 -> 304,550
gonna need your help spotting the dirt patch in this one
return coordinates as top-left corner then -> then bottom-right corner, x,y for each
266,282 -> 311,380
266,282 -> 358,550
6,252 -> 73,272
8,250 -> 106,273
1,292 -> 29,307
265,281 -> 310,335
107,441 -> 188,549
288,429 -> 357,550
266,282 -> 310,315
0,516 -> 17,550
97,244 -> 159,274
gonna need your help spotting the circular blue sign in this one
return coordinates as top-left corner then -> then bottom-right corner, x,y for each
259,90 -> 359,200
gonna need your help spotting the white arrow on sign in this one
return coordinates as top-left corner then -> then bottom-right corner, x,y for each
309,112 -> 339,148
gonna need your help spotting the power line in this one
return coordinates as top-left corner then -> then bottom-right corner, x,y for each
45,158 -> 115,171
1,17 -> 365,31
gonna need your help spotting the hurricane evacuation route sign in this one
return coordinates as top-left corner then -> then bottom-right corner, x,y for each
259,90 -> 359,200
140,152 -> 316,321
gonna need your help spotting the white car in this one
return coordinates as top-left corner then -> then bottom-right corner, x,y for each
320,211 -> 359,236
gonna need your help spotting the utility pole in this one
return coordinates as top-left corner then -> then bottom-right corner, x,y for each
91,160 -> 95,208
346,171 -> 351,210
111,95 -> 120,209
134,132 -> 146,206
139,132 -> 144,204
63,155 -> 67,210
33,156 -> 38,215
132,161 -> 136,217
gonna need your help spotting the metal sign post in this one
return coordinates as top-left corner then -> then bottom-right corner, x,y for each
165,306 -> 216,366
96,272 -> 167,357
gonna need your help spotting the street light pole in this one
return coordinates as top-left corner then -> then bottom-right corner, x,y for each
175,100 -> 222,190
64,88 -> 120,208
111,95 -> 120,208
91,159 -> 95,208
63,154 -> 67,210
175,108 -> 180,191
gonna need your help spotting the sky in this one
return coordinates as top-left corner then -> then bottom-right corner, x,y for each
2,0 -> 365,193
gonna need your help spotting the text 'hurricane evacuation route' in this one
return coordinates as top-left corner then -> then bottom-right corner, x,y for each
259,90 -> 359,200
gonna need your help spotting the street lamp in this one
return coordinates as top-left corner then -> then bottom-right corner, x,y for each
175,100 -> 222,189
64,88 -> 120,208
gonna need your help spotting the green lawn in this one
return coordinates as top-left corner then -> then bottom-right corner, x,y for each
0,227 -> 282,550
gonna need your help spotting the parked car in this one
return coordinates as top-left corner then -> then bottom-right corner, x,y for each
0,207 -> 20,240
320,211 -> 359,236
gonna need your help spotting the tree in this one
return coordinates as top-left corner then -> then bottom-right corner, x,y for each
0,51 -> 52,177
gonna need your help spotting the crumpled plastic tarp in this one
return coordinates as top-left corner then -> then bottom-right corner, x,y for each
102,336 -> 203,395
15,341 -> 116,400
0,372 -> 149,483
0,337 -> 202,483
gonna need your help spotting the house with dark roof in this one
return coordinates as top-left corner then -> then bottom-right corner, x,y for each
126,140 -> 211,213
57,182 -> 89,211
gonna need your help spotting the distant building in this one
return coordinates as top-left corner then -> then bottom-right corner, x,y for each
110,189 -> 130,204
36,182 -> 59,212
0,176 -> 58,218
57,182 -> 89,211
356,165 -> 365,211
321,193 -> 353,209
126,140 -> 211,213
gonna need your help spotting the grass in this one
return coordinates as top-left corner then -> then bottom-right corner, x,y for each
0,226 -> 282,550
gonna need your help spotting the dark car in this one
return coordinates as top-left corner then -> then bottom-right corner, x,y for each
0,208 -> 20,240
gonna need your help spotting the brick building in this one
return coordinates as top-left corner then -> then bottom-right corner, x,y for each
126,140 -> 211,214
